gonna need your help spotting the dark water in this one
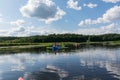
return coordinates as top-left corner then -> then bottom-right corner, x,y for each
0,47 -> 120,80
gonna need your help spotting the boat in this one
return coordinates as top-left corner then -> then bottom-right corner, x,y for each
46,43 -> 68,51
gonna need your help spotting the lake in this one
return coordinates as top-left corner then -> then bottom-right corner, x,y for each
0,46 -> 120,80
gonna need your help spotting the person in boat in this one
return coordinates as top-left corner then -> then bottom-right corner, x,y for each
52,43 -> 61,51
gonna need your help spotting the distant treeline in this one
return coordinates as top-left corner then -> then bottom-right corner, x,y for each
0,34 -> 120,43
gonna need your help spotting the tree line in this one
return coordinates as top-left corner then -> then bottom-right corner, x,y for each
0,33 -> 120,43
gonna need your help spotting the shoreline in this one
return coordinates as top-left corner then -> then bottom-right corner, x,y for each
0,41 -> 120,52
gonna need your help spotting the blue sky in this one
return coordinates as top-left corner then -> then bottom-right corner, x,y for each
0,0 -> 120,36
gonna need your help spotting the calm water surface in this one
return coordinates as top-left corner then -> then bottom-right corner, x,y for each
0,46 -> 120,80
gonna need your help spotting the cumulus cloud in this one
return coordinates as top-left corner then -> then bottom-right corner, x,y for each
100,23 -> 119,33
10,19 -> 25,26
67,0 -> 82,10
102,0 -> 120,3
83,3 -> 98,8
8,27 -> 26,36
0,22 -> 70,36
20,0 -> 66,24
0,23 -> 119,36
77,23 -> 120,35
0,30 -> 7,36
6,26 -> 58,36
79,6 -> 120,26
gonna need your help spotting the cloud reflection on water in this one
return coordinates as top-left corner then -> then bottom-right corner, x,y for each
0,47 -> 119,80
0,53 -> 59,72
23,65 -> 68,80
78,48 -> 120,79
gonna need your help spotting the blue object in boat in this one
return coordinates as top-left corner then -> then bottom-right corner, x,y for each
52,46 -> 61,51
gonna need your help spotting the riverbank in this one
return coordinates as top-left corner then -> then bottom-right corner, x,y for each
0,41 -> 120,52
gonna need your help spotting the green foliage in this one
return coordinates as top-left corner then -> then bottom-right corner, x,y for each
0,33 -> 119,43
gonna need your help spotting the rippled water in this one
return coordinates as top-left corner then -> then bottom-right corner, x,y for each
0,46 -> 120,80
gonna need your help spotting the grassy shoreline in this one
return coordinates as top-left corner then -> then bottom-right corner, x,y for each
0,41 -> 120,50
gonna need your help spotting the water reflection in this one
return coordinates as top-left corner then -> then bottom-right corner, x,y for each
24,65 -> 68,80
0,47 -> 119,80
77,47 -> 120,80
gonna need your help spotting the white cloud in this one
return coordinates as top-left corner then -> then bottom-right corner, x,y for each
102,0 -> 120,3
8,27 -> 26,36
0,30 -> 7,36
79,6 -> 120,26
77,23 -> 120,35
78,19 -> 93,26
0,23 -> 119,36
101,23 -> 119,33
0,18 -> 2,22
44,7 -> 66,24
67,0 -> 82,10
102,6 -> 120,21
83,3 -> 98,8
20,0 -> 66,24
0,14 -> 2,22
0,14 -> 2,17
0,22 -> 69,36
10,19 -> 25,26
7,26 -> 58,36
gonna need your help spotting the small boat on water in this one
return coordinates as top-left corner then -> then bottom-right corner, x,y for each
46,43 -> 68,51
